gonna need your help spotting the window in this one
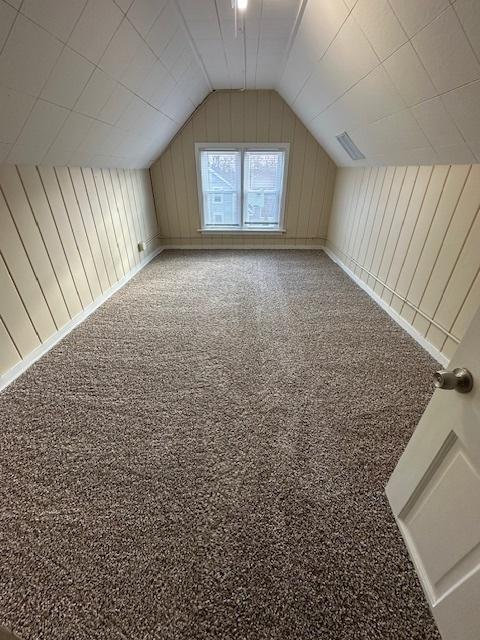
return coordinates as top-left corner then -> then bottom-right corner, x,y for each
196,144 -> 289,231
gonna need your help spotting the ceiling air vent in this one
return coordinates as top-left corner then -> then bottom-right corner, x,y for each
336,132 -> 365,161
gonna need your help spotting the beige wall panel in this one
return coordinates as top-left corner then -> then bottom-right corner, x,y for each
307,149 -> 328,239
257,91 -> 270,143
1,163 -> 158,378
170,137 -> 189,238
295,134 -> 318,239
230,92 -> 244,143
433,211 -> 480,334
218,93 -> 231,142
56,166 -> 103,299
356,167 -> 386,275
0,256 -> 41,356
81,168 -> 116,286
327,163 -> 480,361
244,91 -> 257,142
352,169 -> 377,265
375,166 -> 418,296
420,166 -> 480,321
0,318 -> 21,373
150,91 -> 336,246
18,166 -> 83,319
368,167 -> 406,289
141,171 -> 158,238
118,170 -> 140,254
115,168 -> 138,262
0,164 -> 70,330
393,165 -> 449,311
92,168 -> 124,280
38,166 -> 93,308
344,168 -> 366,262
101,169 -> 130,276
70,167 -> 110,292
180,122 -> 200,237
206,93 -> 219,140
451,270 -> 480,340
285,119 -> 307,239
109,169 -> 137,270
407,165 -> 470,313
268,92 -> 283,142
161,150 -> 181,238
150,161 -> 170,238
124,171 -> 143,245
383,166 -> 433,304
0,190 -> 57,342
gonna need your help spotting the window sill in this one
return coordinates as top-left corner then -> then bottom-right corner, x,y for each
198,228 -> 286,234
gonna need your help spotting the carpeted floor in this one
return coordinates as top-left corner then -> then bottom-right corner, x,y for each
0,250 -> 441,640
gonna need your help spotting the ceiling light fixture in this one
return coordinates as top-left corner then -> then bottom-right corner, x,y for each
232,0 -> 247,38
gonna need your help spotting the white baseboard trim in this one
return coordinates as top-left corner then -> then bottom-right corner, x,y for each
163,244 -> 325,250
322,246 -> 449,367
0,247 -> 164,394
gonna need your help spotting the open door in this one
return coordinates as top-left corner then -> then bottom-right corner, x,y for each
387,305 -> 480,639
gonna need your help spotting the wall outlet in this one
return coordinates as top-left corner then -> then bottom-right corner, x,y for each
138,241 -> 146,252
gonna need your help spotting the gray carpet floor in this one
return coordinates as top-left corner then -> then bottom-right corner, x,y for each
0,250 -> 441,640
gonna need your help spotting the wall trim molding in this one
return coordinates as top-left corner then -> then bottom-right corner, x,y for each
0,247 -> 164,394
323,246 -> 450,367
162,244 -> 326,250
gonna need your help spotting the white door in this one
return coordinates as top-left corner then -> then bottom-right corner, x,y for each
386,304 -> 480,640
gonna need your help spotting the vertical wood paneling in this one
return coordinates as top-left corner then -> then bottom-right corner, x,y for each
327,163 -> 480,361
150,90 -> 336,247
0,317 -> 20,373
0,165 -> 159,378
18,165 -> 83,319
0,164 -> 70,330
70,167 -> 111,292
38,166 -> 93,308
0,189 -> 56,341
0,255 -> 41,355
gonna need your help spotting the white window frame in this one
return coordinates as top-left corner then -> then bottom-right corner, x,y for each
195,142 -> 290,233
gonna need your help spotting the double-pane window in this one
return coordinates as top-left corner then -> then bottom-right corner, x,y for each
197,145 -> 288,231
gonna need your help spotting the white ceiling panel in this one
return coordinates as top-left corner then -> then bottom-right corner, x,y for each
21,0 -> 88,42
412,7 -> 480,94
0,1 -> 16,50
352,0 -> 407,61
0,0 -> 479,168
41,47 -> 94,109
388,0 -> 449,37
0,15 -> 63,95
278,0 -> 480,166
455,0 -> 480,61
68,0 -> 124,64
0,0 -> 209,167
0,87 -> 35,144
382,42 -> 437,107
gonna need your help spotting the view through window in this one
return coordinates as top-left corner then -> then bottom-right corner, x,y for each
198,145 -> 287,231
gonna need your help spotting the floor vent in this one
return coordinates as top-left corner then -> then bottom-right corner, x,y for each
336,132 -> 365,160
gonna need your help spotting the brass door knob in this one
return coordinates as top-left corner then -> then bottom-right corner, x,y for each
433,368 -> 473,393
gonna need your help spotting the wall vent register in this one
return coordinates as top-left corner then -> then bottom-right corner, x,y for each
336,132 -> 365,161
196,143 -> 289,232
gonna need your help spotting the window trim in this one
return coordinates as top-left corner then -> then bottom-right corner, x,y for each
195,142 -> 290,233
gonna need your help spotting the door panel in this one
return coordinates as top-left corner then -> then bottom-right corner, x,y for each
387,302 -> 480,640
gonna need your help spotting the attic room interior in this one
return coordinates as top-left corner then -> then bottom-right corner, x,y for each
0,0 -> 480,638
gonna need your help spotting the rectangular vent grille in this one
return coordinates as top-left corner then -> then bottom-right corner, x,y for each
336,132 -> 365,160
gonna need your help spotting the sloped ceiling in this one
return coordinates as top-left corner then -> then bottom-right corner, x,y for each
0,0 -> 479,169
0,0 -> 211,168
278,0 -> 480,166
